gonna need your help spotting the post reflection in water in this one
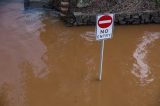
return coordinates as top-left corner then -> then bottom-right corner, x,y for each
0,1 -> 160,106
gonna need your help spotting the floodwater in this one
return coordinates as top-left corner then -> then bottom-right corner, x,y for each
0,1 -> 160,106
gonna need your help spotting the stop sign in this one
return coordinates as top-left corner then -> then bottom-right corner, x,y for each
98,15 -> 112,28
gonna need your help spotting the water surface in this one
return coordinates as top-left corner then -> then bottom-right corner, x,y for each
0,1 -> 160,106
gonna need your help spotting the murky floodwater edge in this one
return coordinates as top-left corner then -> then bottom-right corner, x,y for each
0,1 -> 160,106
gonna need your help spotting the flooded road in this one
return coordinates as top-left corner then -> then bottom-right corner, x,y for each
0,1 -> 160,106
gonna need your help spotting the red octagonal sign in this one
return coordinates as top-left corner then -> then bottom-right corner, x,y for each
98,15 -> 112,28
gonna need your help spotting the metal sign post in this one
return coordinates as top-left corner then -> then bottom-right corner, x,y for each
99,40 -> 104,80
96,13 -> 114,81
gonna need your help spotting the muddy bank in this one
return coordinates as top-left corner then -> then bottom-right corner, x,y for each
24,0 -> 160,26
71,11 -> 160,26
64,0 -> 160,25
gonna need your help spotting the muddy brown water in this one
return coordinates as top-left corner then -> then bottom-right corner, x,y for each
0,1 -> 160,106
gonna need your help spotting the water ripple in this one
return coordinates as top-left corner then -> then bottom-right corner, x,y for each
0,2 -> 48,106
132,32 -> 160,85
80,31 -> 96,42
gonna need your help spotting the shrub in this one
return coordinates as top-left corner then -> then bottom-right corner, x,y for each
156,0 -> 160,4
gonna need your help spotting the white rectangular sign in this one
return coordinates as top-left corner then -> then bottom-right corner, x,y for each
96,14 -> 114,41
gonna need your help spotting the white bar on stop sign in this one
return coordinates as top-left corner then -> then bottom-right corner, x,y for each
99,20 -> 111,24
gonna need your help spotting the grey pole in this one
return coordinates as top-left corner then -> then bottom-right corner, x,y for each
98,40 -> 104,80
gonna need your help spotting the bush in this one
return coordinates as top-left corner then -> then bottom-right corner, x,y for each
156,0 -> 160,3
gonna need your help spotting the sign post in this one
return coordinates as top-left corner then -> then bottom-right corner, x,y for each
99,40 -> 104,80
96,14 -> 114,80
